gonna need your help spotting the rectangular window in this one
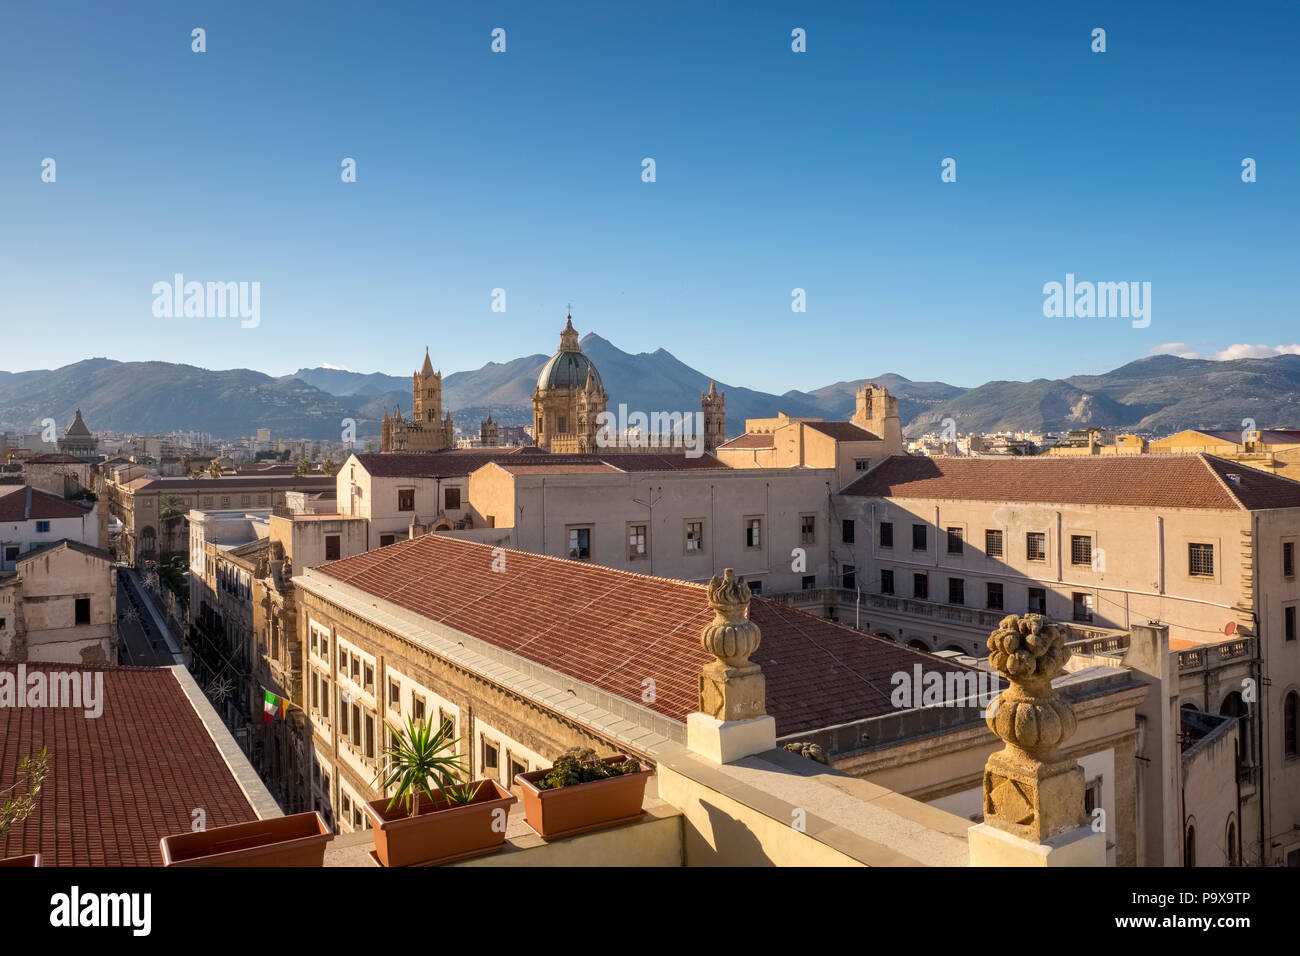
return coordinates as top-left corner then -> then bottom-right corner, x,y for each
880,569 -> 894,595
913,573 -> 929,600
841,519 -> 855,544
312,675 -> 319,710
444,487 -> 461,510
338,698 -> 349,737
380,534 -> 395,547
363,663 -> 374,692
854,458 -> 870,472
1073,592 -> 1094,623
350,657 -> 360,683
389,679 -> 400,709
685,520 -> 704,553
948,578 -> 964,605
3,547 -> 17,562
35,520 -> 50,533
1027,532 -> 1047,562
627,524 -> 647,559
397,489 -> 415,512
413,696 -> 425,723
325,535 -> 340,561
483,740 -> 500,776
1285,542 -> 1295,579
1028,587 -> 1047,615
509,756 -> 528,785
802,575 -> 816,590
75,598 -> 90,625
986,582 -> 1004,610
1071,535 -> 1092,567
879,522 -> 893,549
257,495 -> 268,507
745,517 -> 762,550
748,580 -> 762,595
364,713 -> 375,759
1286,606 -> 1296,643
351,704 -> 361,747
438,710 -> 454,736
842,565 -> 855,590
912,524 -> 927,551
220,496 -> 230,508
568,527 -> 591,560
800,515 -> 816,546
946,527 -> 963,555
321,681 -> 329,718
1189,543 -> 1214,577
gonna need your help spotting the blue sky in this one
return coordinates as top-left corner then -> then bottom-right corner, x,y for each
2,1 -> 1296,392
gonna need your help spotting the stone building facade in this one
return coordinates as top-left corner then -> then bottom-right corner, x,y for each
380,348 -> 455,453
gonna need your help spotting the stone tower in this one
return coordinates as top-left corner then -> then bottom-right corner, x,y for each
480,413 -> 500,447
852,383 -> 903,455
701,381 -> 726,453
380,348 -> 454,453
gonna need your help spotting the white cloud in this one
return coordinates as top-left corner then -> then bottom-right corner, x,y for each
320,362 -> 355,371
1149,343 -> 1300,361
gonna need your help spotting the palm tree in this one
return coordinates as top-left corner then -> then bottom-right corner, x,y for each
207,460 -> 224,479
294,458 -> 312,477
321,459 -> 336,476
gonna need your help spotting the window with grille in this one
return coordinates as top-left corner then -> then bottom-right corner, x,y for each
1027,532 -> 1046,561
947,528 -> 963,555
1189,543 -> 1214,577
913,573 -> 928,600
879,522 -> 893,548
912,524 -> 927,551
397,489 -> 415,512
948,578 -> 964,605
800,515 -> 815,545
986,582 -> 1004,610
444,487 -> 461,510
1071,535 -> 1092,566
1284,542 -> 1294,579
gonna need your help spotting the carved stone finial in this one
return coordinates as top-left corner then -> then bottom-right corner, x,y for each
697,570 -> 765,721
981,614 -> 1085,842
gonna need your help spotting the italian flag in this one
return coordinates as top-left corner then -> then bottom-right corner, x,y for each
263,691 -> 279,723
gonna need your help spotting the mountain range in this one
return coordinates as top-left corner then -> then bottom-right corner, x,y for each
2,339 -> 1299,442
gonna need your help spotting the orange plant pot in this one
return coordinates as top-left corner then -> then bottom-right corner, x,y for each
160,811 -> 333,867
0,854 -> 40,867
362,780 -> 516,867
515,757 -> 652,840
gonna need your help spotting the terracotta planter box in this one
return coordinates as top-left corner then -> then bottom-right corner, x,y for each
0,853 -> 40,867
515,756 -> 652,840
160,811 -> 333,867
363,779 -> 516,867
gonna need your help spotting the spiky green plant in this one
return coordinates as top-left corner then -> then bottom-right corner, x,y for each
375,717 -> 478,817
0,748 -> 49,837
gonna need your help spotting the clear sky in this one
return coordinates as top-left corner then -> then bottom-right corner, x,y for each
2,1 -> 1296,391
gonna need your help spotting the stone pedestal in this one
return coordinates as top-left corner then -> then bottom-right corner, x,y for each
983,750 -> 1086,844
969,822 -> 1107,867
687,713 -> 776,764
699,660 -> 765,722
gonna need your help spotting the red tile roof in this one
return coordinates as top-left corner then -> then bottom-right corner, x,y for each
804,421 -> 882,442
359,450 -> 727,479
0,486 -> 91,522
497,463 -> 621,475
718,433 -> 775,449
1197,429 -> 1300,446
127,476 -> 336,493
839,454 -> 1300,511
352,452 -> 546,478
0,665 -> 256,866
308,535 -> 974,737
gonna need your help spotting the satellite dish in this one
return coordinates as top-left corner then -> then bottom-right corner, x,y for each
1224,621 -> 1237,636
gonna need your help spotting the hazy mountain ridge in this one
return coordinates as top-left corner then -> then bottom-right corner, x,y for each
3,348 -> 1299,442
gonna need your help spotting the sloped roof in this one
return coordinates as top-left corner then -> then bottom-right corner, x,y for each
0,486 -> 91,522
839,454 -> 1300,511
305,535 -> 975,737
0,665 -> 256,865
803,421 -> 883,442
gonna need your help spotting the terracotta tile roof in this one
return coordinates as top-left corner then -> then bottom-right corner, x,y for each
718,433 -> 775,449
803,421 -> 882,442
1198,429 -> 1300,446
308,535 -> 975,737
0,664 -> 256,866
26,454 -> 87,465
497,463 -> 621,475
0,486 -> 91,521
839,454 -> 1300,511
601,453 -> 727,471
360,451 -> 727,479
128,476 -> 336,493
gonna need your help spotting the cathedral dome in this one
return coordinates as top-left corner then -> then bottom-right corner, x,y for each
536,315 -> 603,392
536,350 -> 602,392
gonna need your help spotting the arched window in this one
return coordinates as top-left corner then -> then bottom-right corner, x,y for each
1219,692 -> 1254,767
1185,823 -> 1196,867
1286,692 -> 1299,758
907,639 -> 930,651
1226,819 -> 1237,866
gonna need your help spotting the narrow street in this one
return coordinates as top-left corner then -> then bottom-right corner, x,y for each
115,567 -> 185,667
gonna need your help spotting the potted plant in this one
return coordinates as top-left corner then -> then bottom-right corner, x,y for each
514,747 -> 652,840
362,716 -> 515,867
159,811 -> 333,866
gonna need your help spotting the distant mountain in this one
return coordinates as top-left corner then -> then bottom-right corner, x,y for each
4,347 -> 1300,442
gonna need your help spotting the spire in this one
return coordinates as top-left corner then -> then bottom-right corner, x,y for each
559,313 -> 581,352
708,380 -> 718,398
420,347 -> 435,378
383,407 -> 390,422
